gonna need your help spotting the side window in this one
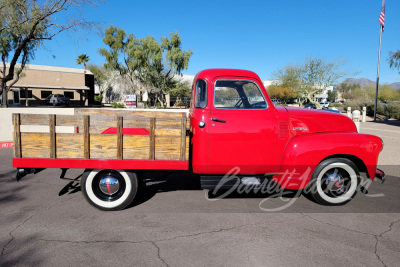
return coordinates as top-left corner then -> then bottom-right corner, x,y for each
195,79 -> 207,108
41,91 -> 52,99
64,91 -> 74,99
214,80 -> 266,109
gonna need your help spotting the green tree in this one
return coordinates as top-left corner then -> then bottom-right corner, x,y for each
267,85 -> 297,103
76,54 -> 90,70
0,0 -> 99,107
365,84 -> 398,102
388,50 -> 400,72
272,57 -> 353,108
99,26 -> 193,108
336,82 -> 361,93
327,90 -> 338,102
88,63 -> 117,104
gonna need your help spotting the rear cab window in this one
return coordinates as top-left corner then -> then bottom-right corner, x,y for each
195,79 -> 207,108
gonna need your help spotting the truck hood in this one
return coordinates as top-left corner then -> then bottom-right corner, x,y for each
283,107 -> 357,136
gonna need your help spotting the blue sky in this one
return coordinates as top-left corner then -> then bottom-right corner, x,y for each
31,0 -> 400,83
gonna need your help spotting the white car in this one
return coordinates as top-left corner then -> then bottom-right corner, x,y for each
46,94 -> 70,106
319,102 -> 329,108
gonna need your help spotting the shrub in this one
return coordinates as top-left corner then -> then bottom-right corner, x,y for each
329,103 -> 343,108
94,95 -> 103,104
366,103 -> 384,117
344,100 -> 369,112
384,102 -> 400,119
111,102 -> 125,108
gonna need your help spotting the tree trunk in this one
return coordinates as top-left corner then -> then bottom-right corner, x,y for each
25,88 -> 29,107
307,90 -> 322,109
1,82 -> 8,108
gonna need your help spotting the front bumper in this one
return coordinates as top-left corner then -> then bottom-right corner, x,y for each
375,168 -> 386,183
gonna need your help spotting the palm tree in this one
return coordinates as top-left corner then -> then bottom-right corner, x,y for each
76,54 -> 90,70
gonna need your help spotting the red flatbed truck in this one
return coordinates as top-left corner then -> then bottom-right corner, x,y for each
13,69 -> 385,210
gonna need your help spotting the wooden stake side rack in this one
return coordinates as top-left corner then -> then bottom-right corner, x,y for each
13,110 -> 189,162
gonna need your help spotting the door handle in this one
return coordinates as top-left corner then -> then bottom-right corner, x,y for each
211,118 -> 226,123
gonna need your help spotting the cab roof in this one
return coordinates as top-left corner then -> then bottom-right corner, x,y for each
195,69 -> 261,81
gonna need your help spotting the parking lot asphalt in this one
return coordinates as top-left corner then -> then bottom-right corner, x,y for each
1,121 -> 399,266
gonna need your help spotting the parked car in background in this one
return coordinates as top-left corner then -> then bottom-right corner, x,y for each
271,99 -> 281,105
46,94 -> 70,106
320,102 -> 330,108
304,103 -> 317,109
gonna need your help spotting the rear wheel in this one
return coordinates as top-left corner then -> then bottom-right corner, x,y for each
81,169 -> 138,211
306,158 -> 359,206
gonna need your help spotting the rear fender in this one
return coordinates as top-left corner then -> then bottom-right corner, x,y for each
274,133 -> 383,190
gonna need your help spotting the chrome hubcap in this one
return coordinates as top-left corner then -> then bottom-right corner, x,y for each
99,177 -> 120,195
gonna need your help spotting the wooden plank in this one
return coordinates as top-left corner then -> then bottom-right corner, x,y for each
155,129 -> 181,136
84,115 -> 90,159
155,119 -> 182,129
180,118 -> 187,160
90,134 -> 117,159
20,133 -> 50,158
149,118 -> 156,160
56,134 -> 84,159
123,135 -> 150,159
155,136 -> 181,160
76,108 -> 185,118
117,116 -> 123,160
123,117 -> 151,128
56,115 -> 83,127
13,114 -> 21,158
90,116 -> 117,128
185,136 -> 189,160
49,114 -> 56,159
20,114 -> 49,125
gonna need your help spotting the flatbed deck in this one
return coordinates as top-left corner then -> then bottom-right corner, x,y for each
13,109 -> 190,170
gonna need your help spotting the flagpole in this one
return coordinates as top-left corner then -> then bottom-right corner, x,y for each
374,26 -> 382,122
374,0 -> 384,122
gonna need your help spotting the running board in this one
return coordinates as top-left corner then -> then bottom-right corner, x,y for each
200,175 -> 276,190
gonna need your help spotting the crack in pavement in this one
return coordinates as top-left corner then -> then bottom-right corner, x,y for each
303,214 -> 400,267
150,241 -> 170,267
374,218 -> 400,267
0,194 -> 79,259
35,215 -> 307,266
37,224 -> 255,267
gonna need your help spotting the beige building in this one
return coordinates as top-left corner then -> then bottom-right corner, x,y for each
2,63 -> 94,106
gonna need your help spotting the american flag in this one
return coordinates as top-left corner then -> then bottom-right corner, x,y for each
379,2 -> 385,32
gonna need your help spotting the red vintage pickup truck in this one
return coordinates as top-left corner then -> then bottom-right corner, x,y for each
13,69 -> 385,210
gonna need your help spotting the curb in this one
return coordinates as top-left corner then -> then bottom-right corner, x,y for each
0,142 -> 13,148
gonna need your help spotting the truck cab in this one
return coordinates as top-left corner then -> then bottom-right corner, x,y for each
190,69 -> 384,206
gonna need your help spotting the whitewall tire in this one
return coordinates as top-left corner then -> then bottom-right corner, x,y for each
307,158 -> 359,206
81,169 -> 138,211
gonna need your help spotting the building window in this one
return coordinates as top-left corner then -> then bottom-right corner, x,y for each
20,90 -> 33,98
41,91 -> 52,99
64,91 -> 74,99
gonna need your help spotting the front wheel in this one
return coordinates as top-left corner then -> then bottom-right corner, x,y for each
81,169 -> 138,211
306,158 -> 359,206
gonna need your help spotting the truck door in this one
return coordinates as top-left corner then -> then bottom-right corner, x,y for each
208,78 -> 279,175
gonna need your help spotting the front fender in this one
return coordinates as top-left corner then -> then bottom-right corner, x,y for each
273,132 -> 383,190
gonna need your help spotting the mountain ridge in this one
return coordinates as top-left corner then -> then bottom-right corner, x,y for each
341,78 -> 400,90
